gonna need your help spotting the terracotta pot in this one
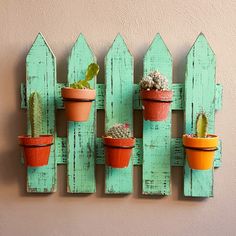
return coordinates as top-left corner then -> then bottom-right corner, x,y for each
103,137 -> 135,168
61,87 -> 96,122
18,135 -> 53,167
140,90 -> 173,121
183,134 -> 218,170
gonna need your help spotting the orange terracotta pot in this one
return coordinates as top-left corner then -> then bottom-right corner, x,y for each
18,135 -> 53,167
183,134 -> 218,170
140,90 -> 173,121
103,137 -> 135,168
61,87 -> 96,122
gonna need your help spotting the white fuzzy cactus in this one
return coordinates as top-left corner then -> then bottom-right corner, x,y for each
140,70 -> 169,91
105,123 -> 131,138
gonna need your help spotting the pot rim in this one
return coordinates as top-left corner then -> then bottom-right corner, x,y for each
103,137 -> 136,149
18,134 -> 53,139
183,134 -> 218,141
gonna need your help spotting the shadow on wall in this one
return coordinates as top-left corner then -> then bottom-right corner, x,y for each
0,49 -> 27,194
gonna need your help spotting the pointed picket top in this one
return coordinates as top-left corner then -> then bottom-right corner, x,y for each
26,32 -> 55,61
144,33 -> 172,61
106,34 -> 132,59
69,33 -> 95,61
143,34 -> 172,85
187,33 -> 215,62
68,33 -> 96,84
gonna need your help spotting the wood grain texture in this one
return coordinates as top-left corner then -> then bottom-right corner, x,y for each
67,34 -> 96,193
184,33 -> 216,197
142,34 -> 172,195
26,33 -> 57,192
105,34 -> 134,194
22,82 -> 222,112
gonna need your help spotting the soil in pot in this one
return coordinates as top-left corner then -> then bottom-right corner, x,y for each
18,135 -> 53,167
140,90 -> 173,121
183,134 -> 218,170
62,87 -> 96,122
103,137 -> 135,168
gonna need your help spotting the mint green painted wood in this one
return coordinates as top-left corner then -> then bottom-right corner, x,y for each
142,34 -> 172,195
215,84 -> 223,111
67,34 -> 96,193
26,33 -> 57,192
184,34 -> 217,197
23,82 -> 221,112
105,34 -> 134,193
56,137 -> 67,164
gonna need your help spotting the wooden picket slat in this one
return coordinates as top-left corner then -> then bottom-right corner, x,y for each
142,34 -> 172,195
184,33 -> 216,197
26,33 -> 57,192
67,34 -> 96,193
105,34 -> 134,194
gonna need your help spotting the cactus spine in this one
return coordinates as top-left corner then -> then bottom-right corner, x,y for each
29,92 -> 42,138
70,63 -> 99,89
106,123 -> 131,139
196,113 -> 208,138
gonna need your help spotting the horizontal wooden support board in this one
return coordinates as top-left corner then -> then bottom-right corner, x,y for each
55,137 -> 222,167
21,83 -> 223,111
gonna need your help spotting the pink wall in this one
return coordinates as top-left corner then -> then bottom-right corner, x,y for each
0,0 -> 235,235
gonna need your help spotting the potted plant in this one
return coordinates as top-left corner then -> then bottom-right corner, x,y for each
61,63 -> 99,122
18,92 -> 53,167
140,71 -> 173,121
103,124 -> 135,168
183,113 -> 219,170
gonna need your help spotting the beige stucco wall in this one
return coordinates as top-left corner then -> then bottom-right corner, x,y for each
0,0 -> 235,235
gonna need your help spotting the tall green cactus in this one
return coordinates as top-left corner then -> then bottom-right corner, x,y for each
196,113 -> 208,138
29,92 -> 42,137
70,63 -> 99,89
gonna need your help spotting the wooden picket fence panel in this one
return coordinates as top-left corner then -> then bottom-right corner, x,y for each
20,32 -> 223,197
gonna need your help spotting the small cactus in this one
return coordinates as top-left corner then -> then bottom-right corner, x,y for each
196,113 -> 208,138
29,92 -> 42,138
70,63 -> 99,89
106,123 -> 131,139
140,70 -> 169,91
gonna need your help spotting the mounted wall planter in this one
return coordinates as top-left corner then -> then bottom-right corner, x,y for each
140,90 -> 173,121
104,137 -> 135,168
62,88 -> 96,122
183,134 -> 218,170
103,124 -> 135,168
19,92 -> 53,168
62,63 -> 99,122
20,33 -> 223,197
19,135 -> 53,167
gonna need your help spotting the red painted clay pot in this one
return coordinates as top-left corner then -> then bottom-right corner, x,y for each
183,134 -> 218,170
61,87 -> 96,122
140,90 -> 173,121
18,135 -> 53,167
103,137 -> 135,168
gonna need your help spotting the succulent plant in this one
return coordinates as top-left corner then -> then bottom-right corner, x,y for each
106,123 -> 131,139
29,92 -> 42,138
196,113 -> 208,138
70,63 -> 99,89
140,70 -> 169,91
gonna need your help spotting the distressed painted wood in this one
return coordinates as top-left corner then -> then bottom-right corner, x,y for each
67,34 -> 96,193
22,82 -> 222,112
26,33 -> 57,192
105,34 -> 134,193
142,34 -> 172,195
184,33 -> 217,197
